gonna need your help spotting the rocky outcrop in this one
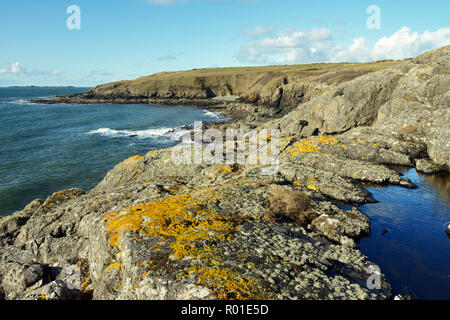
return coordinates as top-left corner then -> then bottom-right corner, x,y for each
1,46 -> 448,300
271,46 -> 450,170
35,61 -> 400,112
0,145 -> 395,300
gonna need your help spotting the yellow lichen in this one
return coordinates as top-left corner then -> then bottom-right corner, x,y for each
104,192 -> 234,259
318,136 -> 339,146
146,149 -> 161,157
125,155 -> 143,166
340,145 -> 347,151
289,139 -> 319,155
307,185 -> 317,191
130,168 -> 142,181
289,136 -> 339,156
189,266 -> 264,300
103,188 -> 269,300
105,262 -> 124,272
123,155 -> 143,171
217,165 -> 233,174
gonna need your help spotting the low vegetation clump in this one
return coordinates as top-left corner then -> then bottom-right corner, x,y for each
264,186 -> 318,227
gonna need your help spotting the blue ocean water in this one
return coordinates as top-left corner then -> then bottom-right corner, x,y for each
358,169 -> 450,299
0,87 -> 222,216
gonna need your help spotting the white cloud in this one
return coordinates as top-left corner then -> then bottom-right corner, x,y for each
331,37 -> 372,62
0,62 -> 64,78
371,27 -> 450,60
235,26 -> 450,64
245,26 -> 276,38
0,62 -> 23,74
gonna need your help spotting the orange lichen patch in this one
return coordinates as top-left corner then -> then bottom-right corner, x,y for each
130,168 -> 142,181
307,185 -> 317,191
217,165 -> 233,174
318,136 -> 339,146
105,262 -> 124,272
360,141 -> 366,145
340,145 -> 347,151
361,156 -> 366,160
104,193 -> 234,260
81,277 -> 91,289
103,187 -> 270,300
289,136 -> 339,156
279,137 -> 294,152
372,142 -> 380,147
146,149 -> 162,157
289,139 -> 319,156
125,155 -> 143,164
123,155 -> 143,170
189,266 -> 265,300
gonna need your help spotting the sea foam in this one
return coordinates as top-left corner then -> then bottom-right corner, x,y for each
88,127 -> 186,140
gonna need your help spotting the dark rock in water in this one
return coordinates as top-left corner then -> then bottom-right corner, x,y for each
382,228 -> 389,235
399,179 -> 417,189
446,225 -> 450,239
129,134 -> 138,137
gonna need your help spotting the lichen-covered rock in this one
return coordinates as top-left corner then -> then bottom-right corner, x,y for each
416,158 -> 446,174
26,280 -> 80,300
270,46 -> 449,172
0,148 -> 395,300
2,46 -> 449,300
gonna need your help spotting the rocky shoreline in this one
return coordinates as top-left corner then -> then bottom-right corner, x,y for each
0,46 -> 448,300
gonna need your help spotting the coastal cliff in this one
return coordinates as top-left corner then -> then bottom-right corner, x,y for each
1,46 -> 449,300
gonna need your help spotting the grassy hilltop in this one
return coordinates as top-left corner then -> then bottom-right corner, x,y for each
88,60 -> 402,107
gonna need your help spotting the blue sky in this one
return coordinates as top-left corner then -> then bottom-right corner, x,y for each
0,0 -> 449,86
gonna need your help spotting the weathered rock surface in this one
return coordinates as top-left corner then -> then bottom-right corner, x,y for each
0,145 -> 394,300
272,46 -> 449,170
1,46 -> 449,300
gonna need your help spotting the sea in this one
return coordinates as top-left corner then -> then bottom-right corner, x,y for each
0,87 -> 222,216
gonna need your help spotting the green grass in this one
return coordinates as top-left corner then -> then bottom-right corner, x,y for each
91,60 -> 403,99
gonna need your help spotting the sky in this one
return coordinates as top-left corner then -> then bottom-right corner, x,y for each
0,0 -> 449,86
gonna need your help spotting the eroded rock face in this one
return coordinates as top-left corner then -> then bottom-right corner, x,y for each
272,46 -> 449,170
0,144 -> 396,300
1,46 -> 448,300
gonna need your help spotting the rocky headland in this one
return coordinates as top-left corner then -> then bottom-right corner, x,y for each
1,46 -> 448,300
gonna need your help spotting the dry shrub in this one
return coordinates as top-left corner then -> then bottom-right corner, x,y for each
264,186 -> 318,227
399,123 -> 419,134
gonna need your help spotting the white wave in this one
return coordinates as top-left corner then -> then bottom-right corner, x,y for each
203,110 -> 221,118
88,127 -> 184,140
6,99 -> 36,105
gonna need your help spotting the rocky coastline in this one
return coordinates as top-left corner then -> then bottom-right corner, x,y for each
1,46 -> 448,300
